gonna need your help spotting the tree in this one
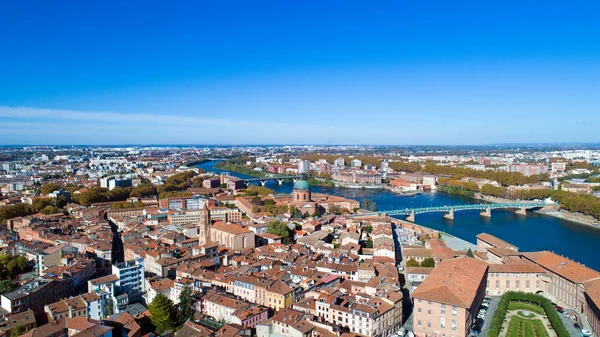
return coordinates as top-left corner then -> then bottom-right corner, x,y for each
364,239 -> 373,249
466,248 -> 474,258
405,258 -> 420,267
311,207 -> 322,217
41,183 -> 61,195
31,198 -> 53,212
360,198 -> 377,211
177,285 -> 194,325
39,205 -> 60,215
0,280 -> 15,294
107,186 -> 130,201
148,293 -> 176,334
421,257 -> 436,268
130,183 -> 157,198
267,221 -> 293,244
362,226 -> 373,234
10,325 -> 30,337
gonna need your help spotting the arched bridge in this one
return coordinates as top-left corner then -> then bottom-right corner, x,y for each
243,175 -> 302,186
358,201 -> 546,221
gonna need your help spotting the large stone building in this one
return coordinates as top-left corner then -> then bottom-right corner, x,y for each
210,222 -> 255,251
412,257 -> 488,337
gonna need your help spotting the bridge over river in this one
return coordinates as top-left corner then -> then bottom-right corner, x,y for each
242,175 -> 302,186
355,201 -> 547,221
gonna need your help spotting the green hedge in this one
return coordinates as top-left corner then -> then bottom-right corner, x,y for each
487,291 -> 569,337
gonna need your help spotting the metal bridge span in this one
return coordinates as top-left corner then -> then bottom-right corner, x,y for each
243,175 -> 302,186
357,201 -> 546,221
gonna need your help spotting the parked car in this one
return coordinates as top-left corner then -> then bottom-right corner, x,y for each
405,331 -> 414,337
574,323 -> 581,330
582,329 -> 592,336
554,305 -> 564,313
474,318 -> 484,327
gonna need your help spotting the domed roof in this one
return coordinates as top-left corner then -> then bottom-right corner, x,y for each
293,179 -> 311,191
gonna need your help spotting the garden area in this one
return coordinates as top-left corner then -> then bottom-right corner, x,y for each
487,292 -> 569,337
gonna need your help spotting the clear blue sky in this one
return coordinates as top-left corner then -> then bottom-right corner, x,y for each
1,1 -> 599,145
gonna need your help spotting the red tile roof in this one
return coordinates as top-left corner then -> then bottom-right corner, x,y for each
522,251 -> 600,283
411,257 -> 488,308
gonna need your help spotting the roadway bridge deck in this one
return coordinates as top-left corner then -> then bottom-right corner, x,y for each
355,202 -> 546,221
243,175 -> 302,186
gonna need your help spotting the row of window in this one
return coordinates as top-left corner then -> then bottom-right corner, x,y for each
416,318 -> 457,331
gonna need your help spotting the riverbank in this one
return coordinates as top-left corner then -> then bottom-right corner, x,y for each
536,209 -> 600,228
474,193 -> 600,228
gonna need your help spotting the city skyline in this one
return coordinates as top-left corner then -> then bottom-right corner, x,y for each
1,1 -> 599,144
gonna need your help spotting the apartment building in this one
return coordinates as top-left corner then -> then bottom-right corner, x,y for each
202,291 -> 268,328
44,293 -> 102,321
112,259 -> 145,303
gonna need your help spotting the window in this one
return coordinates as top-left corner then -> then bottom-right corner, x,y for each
516,280 -> 520,289
440,317 -> 445,329
418,308 -> 421,313
496,280 -> 500,289
428,309 -> 431,316
506,280 -> 510,288
418,320 -> 421,326
427,322 -> 431,328
452,319 -> 457,331
526,280 -> 530,289
428,301 -> 432,305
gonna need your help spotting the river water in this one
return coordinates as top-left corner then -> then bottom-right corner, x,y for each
197,161 -> 600,271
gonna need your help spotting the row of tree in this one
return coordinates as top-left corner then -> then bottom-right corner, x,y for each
422,163 -> 549,187
405,257 -> 436,268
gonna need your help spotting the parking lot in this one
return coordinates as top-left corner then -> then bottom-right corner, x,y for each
559,310 -> 587,337
477,296 -> 500,336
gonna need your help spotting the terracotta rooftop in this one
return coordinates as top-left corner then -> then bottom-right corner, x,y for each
477,233 -> 518,251
411,257 -> 488,308
522,251 -> 600,283
211,222 -> 252,235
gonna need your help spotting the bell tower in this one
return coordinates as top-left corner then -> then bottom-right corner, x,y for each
198,203 -> 211,246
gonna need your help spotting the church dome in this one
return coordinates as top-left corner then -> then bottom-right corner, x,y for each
293,179 -> 311,191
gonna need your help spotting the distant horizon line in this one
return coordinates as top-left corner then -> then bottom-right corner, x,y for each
1,143 -> 600,148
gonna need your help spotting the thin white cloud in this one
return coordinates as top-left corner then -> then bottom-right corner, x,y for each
0,106 -> 397,145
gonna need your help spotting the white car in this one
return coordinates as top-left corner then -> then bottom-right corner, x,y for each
581,329 -> 592,336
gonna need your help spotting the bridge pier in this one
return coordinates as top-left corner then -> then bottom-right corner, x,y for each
515,206 -> 527,216
443,208 -> 454,220
405,210 -> 415,222
480,206 -> 492,218
277,179 -> 284,186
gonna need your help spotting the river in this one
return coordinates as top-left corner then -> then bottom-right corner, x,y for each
197,160 -> 600,271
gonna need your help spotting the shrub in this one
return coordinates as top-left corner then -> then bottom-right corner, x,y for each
487,292 -> 569,337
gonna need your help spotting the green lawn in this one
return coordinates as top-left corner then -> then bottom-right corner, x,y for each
506,316 -> 550,337
508,301 -> 546,315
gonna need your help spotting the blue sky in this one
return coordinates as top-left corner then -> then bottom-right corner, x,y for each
1,1 -> 599,145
